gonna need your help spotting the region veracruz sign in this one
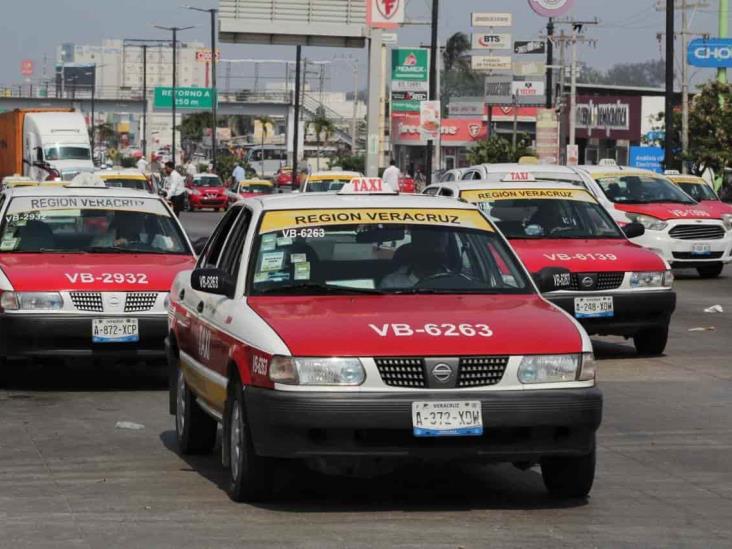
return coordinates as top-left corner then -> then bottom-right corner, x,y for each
688,38 -> 732,68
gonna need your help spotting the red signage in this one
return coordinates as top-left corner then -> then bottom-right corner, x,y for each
20,59 -> 33,77
392,116 -> 488,146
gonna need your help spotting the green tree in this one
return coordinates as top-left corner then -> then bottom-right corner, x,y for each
579,59 -> 665,87
178,112 -> 211,141
329,153 -> 365,173
687,81 -> 732,187
254,115 -> 274,176
94,122 -> 117,147
468,134 -> 533,165
441,32 -> 482,116
308,109 -> 335,171
443,32 -> 471,73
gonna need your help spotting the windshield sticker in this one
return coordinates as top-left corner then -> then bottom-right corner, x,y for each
0,238 -> 18,251
260,209 -> 494,233
261,251 -> 285,272
290,253 -> 307,264
294,261 -> 311,281
461,188 -> 595,203
254,271 -> 290,283
261,234 -> 277,251
277,236 -> 294,247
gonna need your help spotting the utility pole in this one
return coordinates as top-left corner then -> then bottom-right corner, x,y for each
682,0 -> 690,172
665,0 -> 675,168
366,29 -> 383,176
142,45 -> 148,159
569,25 -> 579,147
546,18 -> 555,109
425,0 -> 439,186
293,45 -> 302,177
719,0 -> 729,83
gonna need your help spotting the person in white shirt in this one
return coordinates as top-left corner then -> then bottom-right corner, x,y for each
382,159 -> 401,192
185,161 -> 198,177
137,156 -> 148,173
164,161 -> 187,216
232,163 -> 246,184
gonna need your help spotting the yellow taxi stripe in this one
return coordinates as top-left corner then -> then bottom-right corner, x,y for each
260,208 -> 495,233
460,188 -> 596,204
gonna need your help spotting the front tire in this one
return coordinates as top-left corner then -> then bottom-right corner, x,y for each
633,324 -> 669,356
541,445 -> 596,498
225,377 -> 274,502
697,263 -> 724,278
175,367 -> 217,454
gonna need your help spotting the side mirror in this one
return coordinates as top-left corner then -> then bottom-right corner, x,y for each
192,237 -> 208,256
35,147 -> 43,162
622,222 -> 645,239
191,268 -> 235,297
533,267 -> 573,293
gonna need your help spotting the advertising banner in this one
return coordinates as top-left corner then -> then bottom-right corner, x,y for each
688,38 -> 732,68
514,41 -> 546,55
471,13 -> 513,27
484,75 -> 514,104
472,56 -> 513,72
629,146 -> 664,173
535,108 -> 560,165
472,33 -> 512,50
574,96 -> 641,140
420,101 -> 441,140
392,116 -> 487,146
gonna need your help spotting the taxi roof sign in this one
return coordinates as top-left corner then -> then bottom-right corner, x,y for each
338,177 -> 398,195
502,171 -> 537,183
598,158 -> 618,168
664,169 -> 681,176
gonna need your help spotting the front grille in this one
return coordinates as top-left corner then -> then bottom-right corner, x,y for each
669,225 -> 725,240
375,358 -> 426,387
568,272 -> 625,291
458,356 -> 509,387
70,292 -> 103,312
672,251 -> 724,260
375,356 -> 509,388
124,292 -> 158,312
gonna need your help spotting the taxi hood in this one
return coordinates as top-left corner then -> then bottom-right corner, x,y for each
508,238 -> 665,273
614,202 -> 714,221
248,294 -> 582,357
0,254 -> 195,291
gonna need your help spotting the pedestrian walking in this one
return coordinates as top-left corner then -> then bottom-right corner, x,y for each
164,161 -> 187,217
382,159 -> 401,193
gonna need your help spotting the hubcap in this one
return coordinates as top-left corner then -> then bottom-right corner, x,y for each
230,403 -> 242,481
176,369 -> 186,436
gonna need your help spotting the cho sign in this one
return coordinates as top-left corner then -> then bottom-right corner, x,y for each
688,38 -> 732,68
528,0 -> 575,17
472,33 -> 512,50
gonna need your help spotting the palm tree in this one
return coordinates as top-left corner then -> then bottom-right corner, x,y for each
443,32 -> 471,73
254,115 -> 273,177
308,109 -> 335,171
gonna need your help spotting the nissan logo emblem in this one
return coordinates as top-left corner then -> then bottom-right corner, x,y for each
431,363 -> 453,383
581,276 -> 594,288
109,296 -> 121,306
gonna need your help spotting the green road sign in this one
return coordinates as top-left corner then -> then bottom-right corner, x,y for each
154,87 -> 216,110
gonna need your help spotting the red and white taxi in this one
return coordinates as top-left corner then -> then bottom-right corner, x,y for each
167,178 -> 601,502
427,180 -> 676,355
0,175 -> 195,382
665,172 -> 732,220
577,166 -> 732,278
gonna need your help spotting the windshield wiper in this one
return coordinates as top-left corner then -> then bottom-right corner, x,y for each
257,282 -> 385,295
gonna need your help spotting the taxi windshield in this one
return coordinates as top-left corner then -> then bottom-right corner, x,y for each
193,176 -> 222,187
595,174 -> 696,205
240,183 -> 273,194
304,179 -> 349,193
476,197 -> 623,239
250,209 -> 531,295
103,178 -> 149,191
0,196 -> 189,254
677,181 -> 718,201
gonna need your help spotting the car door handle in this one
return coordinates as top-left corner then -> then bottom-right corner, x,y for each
179,289 -> 185,300
196,301 -> 204,313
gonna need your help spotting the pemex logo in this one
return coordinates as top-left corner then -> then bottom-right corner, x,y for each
404,52 -> 417,66
377,0 -> 400,19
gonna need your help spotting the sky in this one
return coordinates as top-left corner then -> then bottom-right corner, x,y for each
0,0 -> 729,92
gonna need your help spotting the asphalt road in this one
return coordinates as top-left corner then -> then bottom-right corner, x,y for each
1,212 -> 731,548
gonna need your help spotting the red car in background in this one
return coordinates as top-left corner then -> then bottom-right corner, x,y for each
274,167 -> 304,190
399,175 -> 416,193
185,174 -> 229,212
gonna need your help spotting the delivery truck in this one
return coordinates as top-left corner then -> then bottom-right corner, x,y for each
0,109 -> 94,181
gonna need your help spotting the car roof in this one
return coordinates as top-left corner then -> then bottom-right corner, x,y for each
6,185 -> 162,199
247,192 -> 480,212
307,171 -> 361,180
667,174 -> 707,184
578,165 -> 658,177
97,170 -> 146,179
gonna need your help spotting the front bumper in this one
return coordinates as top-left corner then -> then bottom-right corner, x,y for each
245,387 -> 602,461
631,230 -> 732,266
547,290 -> 676,336
190,196 -> 227,208
0,313 -> 167,360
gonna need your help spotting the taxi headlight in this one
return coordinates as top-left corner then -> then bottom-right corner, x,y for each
627,213 -> 668,231
269,356 -> 365,386
518,354 -> 580,384
162,292 -> 170,310
722,213 -> 732,231
0,291 -> 63,311
630,271 -> 665,288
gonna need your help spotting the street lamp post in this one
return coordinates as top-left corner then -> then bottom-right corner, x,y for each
185,5 -> 219,170
154,24 -> 194,166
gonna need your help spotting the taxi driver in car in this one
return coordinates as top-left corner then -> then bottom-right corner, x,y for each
381,227 -> 451,289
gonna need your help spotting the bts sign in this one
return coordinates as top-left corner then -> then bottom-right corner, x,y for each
688,38 -> 732,68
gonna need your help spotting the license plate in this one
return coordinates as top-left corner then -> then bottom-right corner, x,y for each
692,243 -> 712,256
92,318 -> 139,343
574,296 -> 614,318
412,401 -> 483,437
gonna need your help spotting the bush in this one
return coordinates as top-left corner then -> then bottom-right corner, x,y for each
120,156 -> 137,168
468,134 -> 533,165
330,154 -> 365,174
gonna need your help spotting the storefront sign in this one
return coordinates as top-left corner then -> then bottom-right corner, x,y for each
472,56 -> 513,72
392,116 -> 487,146
484,75 -> 514,104
528,0 -> 575,17
574,96 -> 641,141
471,13 -> 513,27
688,38 -> 732,68
472,33 -> 512,50
514,40 -> 546,55
629,146 -> 664,173
491,106 -> 539,122
511,80 -> 546,102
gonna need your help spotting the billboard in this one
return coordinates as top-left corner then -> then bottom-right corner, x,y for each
392,116 -> 487,146
391,48 -> 429,112
688,38 -> 732,68
629,146 -> 664,173
219,0 -> 368,48
484,75 -> 513,104
574,96 -> 642,141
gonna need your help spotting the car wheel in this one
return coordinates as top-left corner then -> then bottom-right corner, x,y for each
697,263 -> 724,278
175,367 -> 217,455
633,324 -> 669,356
225,376 -> 274,502
541,444 -> 596,498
